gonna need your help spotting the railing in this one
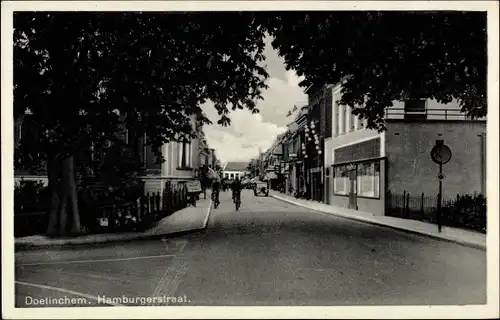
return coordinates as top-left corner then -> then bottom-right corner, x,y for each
384,108 -> 483,121
386,190 -> 486,233
14,180 -> 191,237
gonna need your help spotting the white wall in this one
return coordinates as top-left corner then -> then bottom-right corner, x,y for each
223,171 -> 246,179
157,115 -> 198,180
386,98 -> 475,120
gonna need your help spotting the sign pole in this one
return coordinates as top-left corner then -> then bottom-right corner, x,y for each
437,162 -> 443,233
430,140 -> 452,233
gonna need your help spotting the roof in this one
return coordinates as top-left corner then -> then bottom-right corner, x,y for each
223,161 -> 248,172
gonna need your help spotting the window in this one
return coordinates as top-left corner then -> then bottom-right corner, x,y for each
404,99 -> 426,112
90,142 -> 94,161
357,161 -> 380,198
235,173 -> 240,180
145,144 -> 161,170
404,99 -> 427,120
334,107 -> 339,136
178,141 -> 192,168
15,123 -> 22,145
225,173 -> 229,179
333,160 -> 381,198
230,173 -> 234,179
333,165 -> 350,195
343,107 -> 348,133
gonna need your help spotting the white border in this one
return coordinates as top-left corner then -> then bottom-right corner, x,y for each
2,1 -> 499,319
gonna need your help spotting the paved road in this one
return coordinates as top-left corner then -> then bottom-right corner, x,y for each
15,189 -> 486,307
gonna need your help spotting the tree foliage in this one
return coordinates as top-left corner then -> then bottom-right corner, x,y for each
15,12 -> 269,159
14,12 -> 269,236
266,11 -> 487,130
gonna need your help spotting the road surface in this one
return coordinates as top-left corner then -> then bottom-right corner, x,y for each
15,190 -> 486,306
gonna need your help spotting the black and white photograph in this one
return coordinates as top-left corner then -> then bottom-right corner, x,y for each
2,1 -> 499,319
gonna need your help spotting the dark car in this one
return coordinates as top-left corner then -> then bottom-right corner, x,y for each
253,181 -> 269,197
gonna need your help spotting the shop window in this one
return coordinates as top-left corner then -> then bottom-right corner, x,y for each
356,160 -> 380,198
333,165 -> 350,195
334,160 -> 381,198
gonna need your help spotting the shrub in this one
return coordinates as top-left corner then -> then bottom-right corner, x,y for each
444,193 -> 487,233
14,179 -> 49,214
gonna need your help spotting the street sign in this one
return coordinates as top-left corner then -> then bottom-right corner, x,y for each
431,141 -> 452,165
430,140 -> 451,234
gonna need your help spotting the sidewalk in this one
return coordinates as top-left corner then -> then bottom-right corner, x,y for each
271,191 -> 486,250
15,193 -> 213,250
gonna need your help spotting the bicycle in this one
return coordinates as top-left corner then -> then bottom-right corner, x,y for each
234,192 -> 241,211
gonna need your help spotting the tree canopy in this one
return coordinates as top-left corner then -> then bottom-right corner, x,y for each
14,12 -> 269,236
266,11 -> 487,130
13,11 -> 487,236
14,12 -> 269,159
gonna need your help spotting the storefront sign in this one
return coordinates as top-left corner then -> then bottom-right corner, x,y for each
186,180 -> 202,193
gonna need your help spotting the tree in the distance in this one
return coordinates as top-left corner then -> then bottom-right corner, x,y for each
266,11 -> 487,131
14,12 -> 269,237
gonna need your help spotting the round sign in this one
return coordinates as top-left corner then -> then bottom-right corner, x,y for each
431,144 -> 452,165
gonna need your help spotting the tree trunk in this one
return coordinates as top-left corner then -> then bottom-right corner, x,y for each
46,154 -> 82,237
67,157 -> 81,234
46,155 -> 62,237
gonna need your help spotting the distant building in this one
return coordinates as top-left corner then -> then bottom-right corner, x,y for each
222,162 -> 249,180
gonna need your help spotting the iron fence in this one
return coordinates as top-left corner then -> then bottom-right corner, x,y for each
14,180 -> 191,237
386,190 -> 487,233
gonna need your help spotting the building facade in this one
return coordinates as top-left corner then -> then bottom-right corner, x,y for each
139,115 -> 202,194
282,106 -> 308,196
302,84 -> 334,202
222,162 -> 249,181
324,84 -> 487,215
14,111 -> 203,194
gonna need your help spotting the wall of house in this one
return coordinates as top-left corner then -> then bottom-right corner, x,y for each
222,171 -> 247,180
385,120 -> 487,199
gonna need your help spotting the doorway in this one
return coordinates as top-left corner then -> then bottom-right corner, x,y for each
348,167 -> 358,210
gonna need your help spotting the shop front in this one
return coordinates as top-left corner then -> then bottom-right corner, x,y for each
329,137 -> 386,215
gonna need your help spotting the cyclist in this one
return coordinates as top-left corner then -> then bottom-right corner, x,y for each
231,177 -> 242,206
211,178 -> 221,208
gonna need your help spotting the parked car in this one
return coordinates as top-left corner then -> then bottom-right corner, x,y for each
253,181 -> 269,197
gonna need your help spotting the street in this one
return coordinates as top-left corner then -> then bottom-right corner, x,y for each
15,189 -> 486,307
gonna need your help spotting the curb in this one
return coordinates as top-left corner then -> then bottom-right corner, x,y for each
272,195 -> 486,251
15,199 -> 213,251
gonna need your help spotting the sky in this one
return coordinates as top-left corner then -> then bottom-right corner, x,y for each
202,36 -> 308,164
